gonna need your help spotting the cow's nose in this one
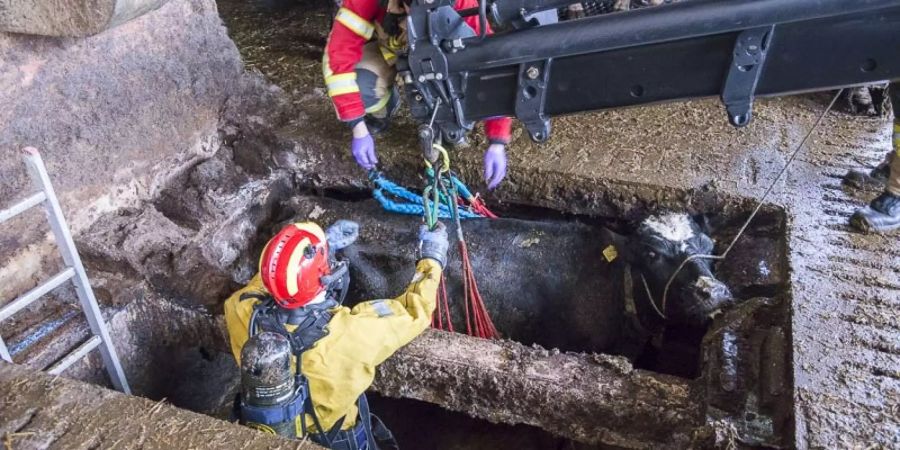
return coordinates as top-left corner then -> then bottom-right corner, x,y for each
687,276 -> 734,322
700,277 -> 732,300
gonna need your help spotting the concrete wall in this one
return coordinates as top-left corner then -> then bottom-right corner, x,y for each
0,0 -> 244,301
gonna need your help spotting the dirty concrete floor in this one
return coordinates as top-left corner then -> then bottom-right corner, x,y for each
0,361 -> 315,450
215,0 -> 899,447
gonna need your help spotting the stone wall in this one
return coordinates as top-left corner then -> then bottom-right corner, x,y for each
0,0 -> 244,301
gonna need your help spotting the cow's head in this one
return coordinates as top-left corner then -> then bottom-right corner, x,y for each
601,213 -> 734,326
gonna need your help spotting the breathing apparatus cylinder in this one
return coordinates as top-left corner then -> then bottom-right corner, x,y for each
240,332 -> 300,437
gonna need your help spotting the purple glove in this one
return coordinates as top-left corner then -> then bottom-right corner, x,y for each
351,134 -> 378,170
483,143 -> 507,190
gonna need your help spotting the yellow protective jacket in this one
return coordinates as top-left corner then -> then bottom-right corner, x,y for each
224,258 -> 441,435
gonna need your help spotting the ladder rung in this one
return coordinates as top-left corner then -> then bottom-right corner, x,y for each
0,267 -> 75,322
0,192 -> 46,224
46,335 -> 102,375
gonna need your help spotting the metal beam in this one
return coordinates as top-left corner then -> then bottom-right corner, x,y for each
459,8 -> 900,121
447,0 -> 900,71
403,1 -> 900,141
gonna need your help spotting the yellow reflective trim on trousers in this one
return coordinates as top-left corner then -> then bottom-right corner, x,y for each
365,90 -> 391,114
894,121 -> 900,155
336,8 -> 375,40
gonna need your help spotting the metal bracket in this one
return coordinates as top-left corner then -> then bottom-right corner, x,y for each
722,25 -> 775,127
516,59 -> 553,142
418,124 -> 437,162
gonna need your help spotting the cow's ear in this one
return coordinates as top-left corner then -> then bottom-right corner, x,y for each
599,227 -> 634,264
692,213 -> 713,235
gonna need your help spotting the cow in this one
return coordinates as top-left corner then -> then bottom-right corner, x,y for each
599,213 -> 736,374
599,213 -> 735,329
279,197 -> 736,367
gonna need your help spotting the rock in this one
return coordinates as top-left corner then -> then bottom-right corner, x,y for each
0,0 -> 245,297
0,0 -> 169,37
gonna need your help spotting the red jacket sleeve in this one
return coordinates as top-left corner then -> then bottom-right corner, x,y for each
323,0 -> 381,122
484,118 -> 513,144
456,0 -> 513,144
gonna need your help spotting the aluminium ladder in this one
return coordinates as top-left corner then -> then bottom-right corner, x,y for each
0,147 -> 130,394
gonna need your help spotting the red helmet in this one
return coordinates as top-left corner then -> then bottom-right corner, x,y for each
259,222 -> 331,309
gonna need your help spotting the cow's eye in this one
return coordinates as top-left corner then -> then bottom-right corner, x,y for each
646,250 -> 657,260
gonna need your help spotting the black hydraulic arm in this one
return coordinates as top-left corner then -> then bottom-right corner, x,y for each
399,0 -> 900,145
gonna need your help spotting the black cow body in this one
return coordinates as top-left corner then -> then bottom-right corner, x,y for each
286,197 -> 624,354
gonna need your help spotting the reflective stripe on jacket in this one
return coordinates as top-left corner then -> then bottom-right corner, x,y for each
224,258 -> 441,434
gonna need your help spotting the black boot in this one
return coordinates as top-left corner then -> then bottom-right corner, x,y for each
850,192 -> 900,233
844,160 -> 891,190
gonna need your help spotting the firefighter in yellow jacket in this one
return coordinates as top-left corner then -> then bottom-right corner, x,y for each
224,219 -> 448,449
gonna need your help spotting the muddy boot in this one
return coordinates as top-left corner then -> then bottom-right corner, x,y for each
850,192 -> 900,233
843,84 -> 890,116
843,157 -> 891,190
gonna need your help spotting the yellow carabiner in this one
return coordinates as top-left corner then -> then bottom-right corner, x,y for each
423,144 -> 451,174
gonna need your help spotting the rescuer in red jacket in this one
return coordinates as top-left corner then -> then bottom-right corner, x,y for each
323,0 -> 513,189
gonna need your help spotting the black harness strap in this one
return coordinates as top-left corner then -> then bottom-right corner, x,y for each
357,394 -> 377,449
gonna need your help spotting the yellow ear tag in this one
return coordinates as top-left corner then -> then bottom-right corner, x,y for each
602,245 -> 618,263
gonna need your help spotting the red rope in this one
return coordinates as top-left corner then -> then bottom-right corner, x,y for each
441,275 -> 453,332
430,186 -> 499,338
458,195 -> 498,219
459,240 -> 498,339
433,274 -> 456,332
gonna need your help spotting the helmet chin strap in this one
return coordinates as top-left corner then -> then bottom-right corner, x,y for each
321,261 -> 351,306
304,291 -> 329,306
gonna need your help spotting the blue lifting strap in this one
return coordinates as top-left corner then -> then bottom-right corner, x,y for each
369,171 -> 482,219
